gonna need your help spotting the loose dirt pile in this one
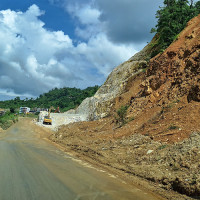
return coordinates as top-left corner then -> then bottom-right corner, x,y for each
50,118 -> 200,199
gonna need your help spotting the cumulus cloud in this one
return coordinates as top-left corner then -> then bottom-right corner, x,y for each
0,4 -> 136,99
53,0 -> 163,48
66,3 -> 103,40
95,0 -> 163,45
68,4 -> 100,25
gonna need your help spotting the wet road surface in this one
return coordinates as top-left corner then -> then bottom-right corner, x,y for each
0,119 -> 163,200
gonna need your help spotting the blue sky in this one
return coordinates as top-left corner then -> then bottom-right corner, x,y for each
0,0 -> 164,100
0,0 -> 75,38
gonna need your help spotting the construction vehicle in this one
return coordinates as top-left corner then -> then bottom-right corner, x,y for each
43,106 -> 54,125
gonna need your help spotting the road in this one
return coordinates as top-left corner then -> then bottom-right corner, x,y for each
0,119 -> 163,200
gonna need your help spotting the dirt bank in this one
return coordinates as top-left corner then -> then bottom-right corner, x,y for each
24,118 -> 164,199
48,117 -> 199,200
47,15 -> 200,200
43,15 -> 200,200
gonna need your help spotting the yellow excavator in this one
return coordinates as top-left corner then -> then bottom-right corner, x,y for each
43,106 -> 54,125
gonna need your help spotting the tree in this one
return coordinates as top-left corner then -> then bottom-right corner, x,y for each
0,86 -> 100,112
196,1 -> 200,12
10,107 -> 15,113
189,0 -> 194,7
14,97 -> 20,101
151,0 -> 200,54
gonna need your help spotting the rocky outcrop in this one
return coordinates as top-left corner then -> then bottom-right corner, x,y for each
114,14 -> 200,145
140,14 -> 200,105
70,42 -> 154,120
50,15 -> 200,199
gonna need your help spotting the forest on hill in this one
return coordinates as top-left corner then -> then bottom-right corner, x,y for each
0,86 -> 99,112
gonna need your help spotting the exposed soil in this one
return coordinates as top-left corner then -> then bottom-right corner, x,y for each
49,117 -> 200,200
47,15 -> 200,200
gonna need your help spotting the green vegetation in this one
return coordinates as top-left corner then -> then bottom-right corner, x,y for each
158,144 -> 167,150
168,124 -> 179,130
20,113 -> 39,118
151,0 -> 200,56
10,107 -> 15,113
0,86 -> 99,112
0,112 -> 18,130
115,105 -> 129,126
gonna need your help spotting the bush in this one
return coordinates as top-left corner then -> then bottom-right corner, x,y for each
115,105 -> 129,126
10,107 -> 15,113
0,112 -> 18,130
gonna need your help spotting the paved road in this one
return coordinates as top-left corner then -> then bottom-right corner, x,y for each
0,119 -> 163,200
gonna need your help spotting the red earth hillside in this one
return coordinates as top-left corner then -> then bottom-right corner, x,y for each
50,15 -> 200,199
113,14 -> 200,143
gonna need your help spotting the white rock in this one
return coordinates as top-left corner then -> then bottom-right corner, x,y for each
147,150 -> 154,154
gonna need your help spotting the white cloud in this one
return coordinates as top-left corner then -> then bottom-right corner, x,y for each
0,4 -> 136,100
52,0 -> 163,46
67,3 -> 103,40
76,33 -> 134,76
67,4 -> 100,25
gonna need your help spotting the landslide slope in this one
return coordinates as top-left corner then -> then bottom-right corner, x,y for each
51,15 -> 200,199
123,14 -> 200,143
68,35 -> 157,120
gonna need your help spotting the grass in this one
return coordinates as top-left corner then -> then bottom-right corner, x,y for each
128,116 -> 135,122
0,112 -> 18,130
141,68 -> 148,73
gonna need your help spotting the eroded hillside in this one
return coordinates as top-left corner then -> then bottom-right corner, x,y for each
50,14 -> 200,199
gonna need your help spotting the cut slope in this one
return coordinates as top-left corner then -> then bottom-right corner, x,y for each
70,38 -> 156,120
124,14 -> 200,143
50,14 -> 200,199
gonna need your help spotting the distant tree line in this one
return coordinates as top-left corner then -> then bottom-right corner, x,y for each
0,86 -> 99,112
151,0 -> 200,57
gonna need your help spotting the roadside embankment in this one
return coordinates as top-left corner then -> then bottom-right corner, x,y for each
42,15 -> 200,200
48,118 -> 199,200
0,112 -> 18,130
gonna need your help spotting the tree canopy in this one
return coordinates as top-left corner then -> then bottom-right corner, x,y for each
151,0 -> 200,55
0,86 -> 99,112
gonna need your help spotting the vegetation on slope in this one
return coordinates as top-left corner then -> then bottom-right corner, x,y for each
0,86 -> 99,112
0,112 -> 18,130
151,0 -> 200,57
